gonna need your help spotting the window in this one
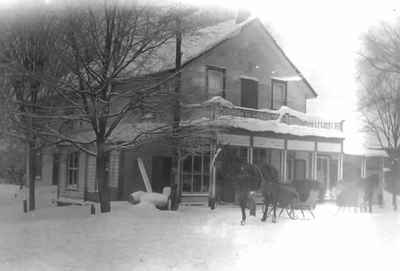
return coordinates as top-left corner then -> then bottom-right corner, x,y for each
241,78 -> 258,109
253,148 -> 271,165
206,66 -> 226,98
271,79 -> 287,110
182,153 -> 210,193
66,152 -> 79,189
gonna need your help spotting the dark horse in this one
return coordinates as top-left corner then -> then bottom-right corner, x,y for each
236,162 -> 299,224
254,164 -> 299,223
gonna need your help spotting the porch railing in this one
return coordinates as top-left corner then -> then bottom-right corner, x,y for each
182,102 -> 343,132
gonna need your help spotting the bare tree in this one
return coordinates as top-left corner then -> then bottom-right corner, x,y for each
358,20 -> 400,210
0,7 -> 64,210
0,1 -> 233,213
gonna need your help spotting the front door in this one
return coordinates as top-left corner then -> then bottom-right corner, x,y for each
151,156 -> 172,193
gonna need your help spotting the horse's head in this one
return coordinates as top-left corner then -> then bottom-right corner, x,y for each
256,163 -> 280,183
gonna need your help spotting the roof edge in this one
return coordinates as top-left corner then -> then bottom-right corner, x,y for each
254,19 -> 318,98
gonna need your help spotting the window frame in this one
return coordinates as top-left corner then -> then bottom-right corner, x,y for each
240,77 -> 259,109
66,152 -> 79,190
271,79 -> 288,110
181,153 -> 210,194
206,65 -> 226,98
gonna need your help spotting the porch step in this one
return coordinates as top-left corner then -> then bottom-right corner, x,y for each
180,195 -> 209,206
55,197 -> 92,207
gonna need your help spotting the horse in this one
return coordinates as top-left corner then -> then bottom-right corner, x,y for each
335,174 -> 380,213
253,164 -> 299,223
233,162 -> 299,225
235,163 -> 259,225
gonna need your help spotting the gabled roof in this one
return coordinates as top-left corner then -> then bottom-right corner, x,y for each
134,17 -> 318,98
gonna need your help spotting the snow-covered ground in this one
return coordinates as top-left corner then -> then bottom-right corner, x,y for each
1,184 -> 400,271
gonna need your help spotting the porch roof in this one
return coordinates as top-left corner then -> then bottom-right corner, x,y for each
182,115 -> 345,139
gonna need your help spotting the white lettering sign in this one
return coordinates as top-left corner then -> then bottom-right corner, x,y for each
287,140 -> 315,151
317,142 -> 341,153
219,134 -> 250,146
253,137 -> 284,149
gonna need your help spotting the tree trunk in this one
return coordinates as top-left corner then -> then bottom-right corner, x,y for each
26,142 -> 36,211
171,18 -> 182,208
393,193 -> 397,211
96,139 -> 110,213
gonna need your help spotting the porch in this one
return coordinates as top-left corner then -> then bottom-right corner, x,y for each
178,133 -> 344,207
179,97 -> 345,207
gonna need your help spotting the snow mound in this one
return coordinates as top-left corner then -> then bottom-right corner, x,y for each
129,191 -> 169,209
202,96 -> 234,108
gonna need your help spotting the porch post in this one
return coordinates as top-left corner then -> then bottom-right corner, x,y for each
311,142 -> 318,181
361,156 -> 367,178
337,152 -> 344,181
281,139 -> 288,183
325,157 -> 331,199
311,152 -> 317,180
249,136 -> 254,164
209,143 -> 217,209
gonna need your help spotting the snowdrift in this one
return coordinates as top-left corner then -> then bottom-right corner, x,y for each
128,189 -> 171,209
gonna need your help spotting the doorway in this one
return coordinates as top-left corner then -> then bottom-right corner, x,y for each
151,156 -> 172,193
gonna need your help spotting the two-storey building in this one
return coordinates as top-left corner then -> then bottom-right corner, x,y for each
40,16 -> 345,206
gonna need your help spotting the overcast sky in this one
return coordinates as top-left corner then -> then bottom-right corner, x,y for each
195,0 -> 400,152
1,0 -> 399,152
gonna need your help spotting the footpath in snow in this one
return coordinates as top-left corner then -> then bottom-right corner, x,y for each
1,184 -> 400,271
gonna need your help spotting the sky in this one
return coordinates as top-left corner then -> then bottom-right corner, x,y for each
191,0 -> 400,153
1,0 -> 399,153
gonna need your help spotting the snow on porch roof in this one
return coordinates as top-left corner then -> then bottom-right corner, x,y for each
185,96 -> 338,123
124,17 -> 317,97
183,116 -> 345,139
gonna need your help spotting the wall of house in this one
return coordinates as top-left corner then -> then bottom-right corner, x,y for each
84,151 -> 120,202
41,152 -> 53,185
180,20 -> 312,112
119,143 -> 174,200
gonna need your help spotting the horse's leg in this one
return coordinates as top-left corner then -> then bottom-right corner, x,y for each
240,198 -> 247,225
278,207 -> 285,217
249,194 -> 256,216
272,201 -> 277,223
261,197 -> 268,222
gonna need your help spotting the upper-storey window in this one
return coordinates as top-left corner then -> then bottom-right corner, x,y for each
271,79 -> 287,110
240,77 -> 258,109
206,66 -> 226,98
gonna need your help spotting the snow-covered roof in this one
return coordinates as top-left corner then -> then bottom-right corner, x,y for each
131,17 -> 317,97
185,96 -> 339,123
182,97 -> 344,139
271,76 -> 303,82
131,18 -> 253,74
70,122 -> 168,144
344,146 -> 388,157
182,116 -> 345,139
